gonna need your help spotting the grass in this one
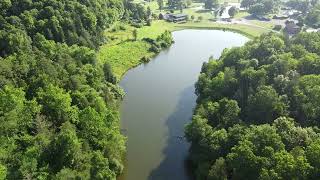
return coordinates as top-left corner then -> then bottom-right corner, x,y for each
234,11 -> 249,18
136,21 -> 175,39
97,19 -> 270,79
98,40 -> 154,80
97,1 -> 276,80
249,20 -> 275,29
174,21 -> 269,38
98,21 -> 174,80
104,23 -> 135,46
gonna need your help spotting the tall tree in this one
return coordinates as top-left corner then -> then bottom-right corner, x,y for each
158,0 -> 164,11
204,0 -> 219,10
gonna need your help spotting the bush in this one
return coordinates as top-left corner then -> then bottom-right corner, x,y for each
111,27 -> 118,32
191,15 -> 195,21
119,25 -> 126,31
273,25 -> 282,31
185,15 -> 190,21
132,22 -> 144,28
152,13 -> 158,20
149,44 -> 161,53
142,38 -> 156,43
109,36 -> 117,41
156,30 -> 174,48
141,56 -> 151,63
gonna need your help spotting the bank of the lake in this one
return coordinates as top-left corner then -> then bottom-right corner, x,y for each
118,30 -> 248,180
97,20 -> 269,80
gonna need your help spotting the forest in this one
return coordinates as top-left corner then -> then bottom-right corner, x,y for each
0,0 -> 128,179
0,0 -> 175,179
3,0 -> 320,179
185,32 -> 320,179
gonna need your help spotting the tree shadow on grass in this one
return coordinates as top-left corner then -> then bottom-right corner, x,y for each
148,85 -> 196,180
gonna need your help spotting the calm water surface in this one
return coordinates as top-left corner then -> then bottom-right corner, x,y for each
119,30 -> 248,180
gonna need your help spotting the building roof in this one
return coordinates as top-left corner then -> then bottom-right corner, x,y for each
171,14 -> 187,18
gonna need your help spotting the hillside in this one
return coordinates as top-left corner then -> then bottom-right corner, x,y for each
186,32 -> 320,179
0,0 -> 125,179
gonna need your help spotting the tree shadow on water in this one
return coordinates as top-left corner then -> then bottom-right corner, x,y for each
148,85 -> 197,180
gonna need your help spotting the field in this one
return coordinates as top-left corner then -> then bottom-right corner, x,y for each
98,40 -> 154,80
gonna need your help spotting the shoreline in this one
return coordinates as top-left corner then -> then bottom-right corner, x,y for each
99,22 -> 267,179
115,27 -> 254,81
100,20 -> 266,81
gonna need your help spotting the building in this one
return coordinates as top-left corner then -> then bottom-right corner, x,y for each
161,13 -> 188,23
273,14 -> 289,20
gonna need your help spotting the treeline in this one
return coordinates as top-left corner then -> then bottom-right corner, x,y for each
241,0 -> 280,15
123,0 -> 152,25
285,0 -> 320,28
305,3 -> 320,28
0,0 -> 123,50
186,32 -> 320,179
0,0 -> 128,179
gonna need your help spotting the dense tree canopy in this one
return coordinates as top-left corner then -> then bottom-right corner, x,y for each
305,4 -> 320,28
286,0 -> 310,13
204,0 -> 219,10
0,0 -> 130,179
241,0 -> 280,15
186,32 -> 320,179
0,0 -> 123,50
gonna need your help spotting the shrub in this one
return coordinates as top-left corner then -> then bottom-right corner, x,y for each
149,44 -> 161,53
273,25 -> 282,31
132,22 -> 143,28
141,56 -> 151,63
119,25 -> 126,31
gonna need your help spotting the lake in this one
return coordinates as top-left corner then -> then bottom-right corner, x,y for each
119,30 -> 248,180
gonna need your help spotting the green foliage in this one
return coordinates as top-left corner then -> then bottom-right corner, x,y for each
246,85 -> 288,124
0,164 -> 6,180
305,4 -> 320,28
133,29 -> 138,41
0,0 -> 123,49
156,30 -> 174,48
286,0 -> 310,13
228,6 -> 238,18
37,84 -> 78,127
90,151 -> 116,180
0,0 -> 126,179
242,0 -> 280,15
186,32 -> 320,179
157,0 -> 164,11
123,1 -> 150,24
207,158 -> 227,180
47,122 -> 82,173
273,24 -> 282,31
204,0 -> 219,10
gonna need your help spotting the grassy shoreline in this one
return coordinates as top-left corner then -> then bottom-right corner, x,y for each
98,20 -> 269,81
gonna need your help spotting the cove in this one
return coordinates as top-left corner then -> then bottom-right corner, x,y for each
119,30 -> 248,180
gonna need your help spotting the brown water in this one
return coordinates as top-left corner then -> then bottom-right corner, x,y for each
119,30 -> 248,180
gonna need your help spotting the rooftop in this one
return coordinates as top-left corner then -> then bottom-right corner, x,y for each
171,14 -> 188,18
